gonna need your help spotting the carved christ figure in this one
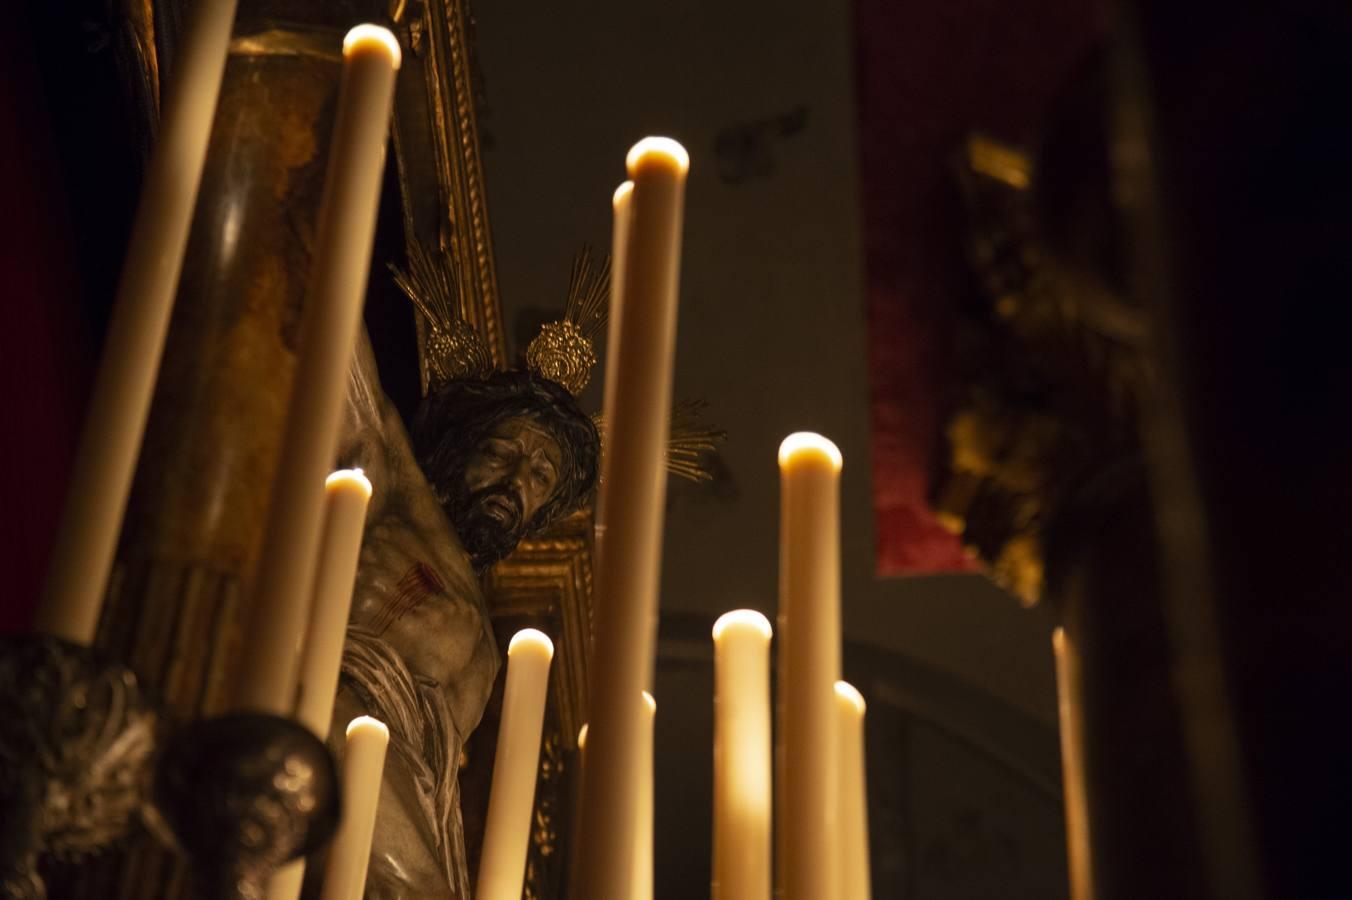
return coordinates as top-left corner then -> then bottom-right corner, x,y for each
313,332 -> 599,898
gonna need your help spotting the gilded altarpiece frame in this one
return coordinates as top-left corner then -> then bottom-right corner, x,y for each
90,2 -> 589,897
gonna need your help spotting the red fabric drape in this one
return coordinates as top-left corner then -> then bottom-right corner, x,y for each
0,33 -> 95,631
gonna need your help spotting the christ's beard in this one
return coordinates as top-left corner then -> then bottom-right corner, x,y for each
449,485 -> 527,572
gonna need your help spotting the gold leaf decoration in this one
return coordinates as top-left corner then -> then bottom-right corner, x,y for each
390,240 -> 494,393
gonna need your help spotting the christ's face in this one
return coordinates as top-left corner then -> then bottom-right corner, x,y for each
452,416 -> 564,568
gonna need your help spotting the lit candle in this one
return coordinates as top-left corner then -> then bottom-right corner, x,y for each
577,721 -> 590,808
1054,627 -> 1094,900
712,610 -> 772,900
592,179 -> 633,582
265,470 -> 373,900
295,470 -> 373,735
476,630 -> 556,900
776,432 -> 843,900
573,137 -> 688,900
319,716 -> 390,900
232,26 -> 400,715
633,691 -> 657,900
33,0 -> 240,647
835,681 -> 871,900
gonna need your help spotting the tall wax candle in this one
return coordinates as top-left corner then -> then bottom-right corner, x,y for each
476,630 -> 555,900
319,716 -> 390,900
1054,627 -> 1094,900
835,681 -> 872,900
634,691 -> 657,900
232,26 -> 400,715
267,861 -> 306,900
712,610 -> 773,900
295,470 -> 372,735
776,432 -> 843,900
577,722 -> 589,809
573,138 -> 688,900
34,0 -> 240,646
592,179 -> 634,582
265,470 -> 373,900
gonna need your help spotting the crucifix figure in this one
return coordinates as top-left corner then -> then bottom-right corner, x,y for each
316,329 -> 599,898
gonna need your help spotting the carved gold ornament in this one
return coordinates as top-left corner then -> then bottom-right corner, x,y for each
526,321 -> 597,396
390,240 -> 494,392
525,246 -> 610,395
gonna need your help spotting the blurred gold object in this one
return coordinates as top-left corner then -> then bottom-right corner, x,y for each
937,135 -> 1149,606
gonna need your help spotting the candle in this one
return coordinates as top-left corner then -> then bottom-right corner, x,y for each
267,863 -> 305,900
476,629 -> 555,900
265,470 -> 372,900
293,470 -> 373,735
1054,627 -> 1094,900
319,716 -> 390,900
33,0 -> 240,646
633,691 -> 657,900
577,721 -> 589,811
776,432 -> 843,900
592,179 -> 634,583
835,681 -> 871,900
572,707 -> 654,898
712,610 -> 772,900
573,137 -> 688,900
232,26 -> 400,714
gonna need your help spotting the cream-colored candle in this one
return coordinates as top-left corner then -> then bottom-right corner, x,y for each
476,630 -> 556,900
264,470 -> 373,900
266,863 -> 306,900
33,0 -> 240,647
578,706 -> 671,889
712,610 -> 772,900
295,470 -> 373,735
633,691 -> 657,900
319,716 -> 390,900
1054,627 -> 1094,900
835,681 -> 871,900
576,721 -> 590,811
777,432 -> 843,900
232,26 -> 400,715
573,138 -> 688,900
592,179 -> 634,583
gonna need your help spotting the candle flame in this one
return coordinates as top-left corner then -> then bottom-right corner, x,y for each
346,714 -> 390,740
712,609 -> 773,642
626,137 -> 690,176
508,627 -> 555,659
326,468 -> 373,498
777,431 -> 843,472
343,24 -> 402,69
834,680 -> 866,715
577,723 -> 589,749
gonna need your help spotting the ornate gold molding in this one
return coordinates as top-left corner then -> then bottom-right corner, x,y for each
391,0 -> 506,394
